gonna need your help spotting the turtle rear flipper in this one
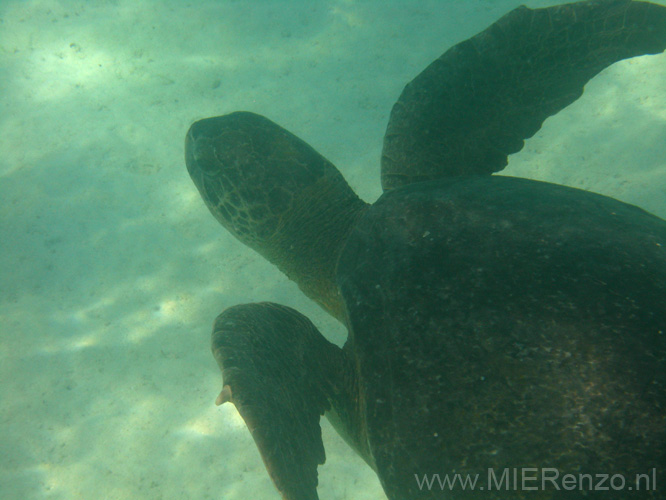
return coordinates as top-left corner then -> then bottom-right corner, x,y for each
212,302 -> 344,500
381,0 -> 666,190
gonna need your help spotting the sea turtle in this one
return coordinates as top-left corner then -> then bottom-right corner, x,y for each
185,1 -> 666,499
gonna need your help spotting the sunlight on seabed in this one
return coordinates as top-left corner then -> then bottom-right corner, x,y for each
329,4 -> 364,28
23,44 -> 116,103
616,58 -> 666,121
178,413 -> 229,439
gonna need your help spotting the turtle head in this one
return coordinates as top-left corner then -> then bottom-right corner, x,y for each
186,112 -> 368,321
186,112 -> 318,245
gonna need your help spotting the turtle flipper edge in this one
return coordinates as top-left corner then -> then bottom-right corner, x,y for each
212,302 -> 342,500
381,0 -> 666,190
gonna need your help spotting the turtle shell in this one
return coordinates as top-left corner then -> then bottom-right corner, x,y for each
337,175 -> 666,499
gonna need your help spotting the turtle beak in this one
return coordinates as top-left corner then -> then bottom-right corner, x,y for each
184,124 -> 197,173
185,118 -> 231,218
185,118 -> 220,179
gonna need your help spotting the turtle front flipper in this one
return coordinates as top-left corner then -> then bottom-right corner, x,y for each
381,0 -> 666,190
186,112 -> 368,321
212,302 -> 346,500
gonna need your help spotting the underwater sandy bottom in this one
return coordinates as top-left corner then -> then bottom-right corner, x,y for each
1,0 -> 665,499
